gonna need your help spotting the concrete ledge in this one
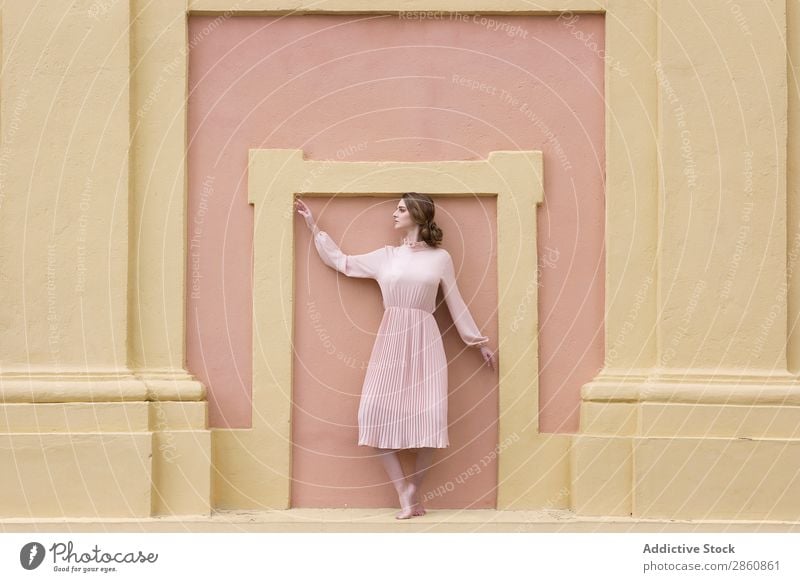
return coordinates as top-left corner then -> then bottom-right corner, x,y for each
2,508 -> 800,532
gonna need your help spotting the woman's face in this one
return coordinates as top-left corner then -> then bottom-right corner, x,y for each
393,200 -> 415,230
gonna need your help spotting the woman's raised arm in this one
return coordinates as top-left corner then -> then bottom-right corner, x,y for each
313,230 -> 387,280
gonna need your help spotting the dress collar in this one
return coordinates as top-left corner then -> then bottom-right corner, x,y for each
400,235 -> 430,250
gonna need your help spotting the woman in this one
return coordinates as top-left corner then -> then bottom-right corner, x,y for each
295,192 -> 497,519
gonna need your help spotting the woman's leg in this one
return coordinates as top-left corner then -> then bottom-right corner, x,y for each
376,447 -> 417,519
409,447 -> 435,515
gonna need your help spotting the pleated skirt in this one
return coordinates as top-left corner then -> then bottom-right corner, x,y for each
357,306 -> 449,448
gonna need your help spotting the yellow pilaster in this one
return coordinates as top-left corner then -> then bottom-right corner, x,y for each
657,0 -> 787,373
0,0 -> 149,517
0,2 -> 133,383
0,0 -> 210,518
130,0 -> 205,400
130,0 -> 211,516
576,0 -> 800,520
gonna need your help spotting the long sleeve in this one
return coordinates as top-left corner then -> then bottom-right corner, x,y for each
440,252 -> 490,347
313,230 -> 387,279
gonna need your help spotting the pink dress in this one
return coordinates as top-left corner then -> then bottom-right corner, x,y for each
313,230 -> 489,449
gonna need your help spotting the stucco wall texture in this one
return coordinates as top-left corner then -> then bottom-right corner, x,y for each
186,12 -> 605,448
4,0 -> 797,522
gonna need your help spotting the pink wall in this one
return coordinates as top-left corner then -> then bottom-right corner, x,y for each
187,13 -> 604,507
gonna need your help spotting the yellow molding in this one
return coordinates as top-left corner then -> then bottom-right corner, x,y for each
247,148 -> 542,509
188,0 -> 607,14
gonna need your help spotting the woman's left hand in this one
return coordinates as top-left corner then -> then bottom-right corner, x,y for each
479,345 -> 497,371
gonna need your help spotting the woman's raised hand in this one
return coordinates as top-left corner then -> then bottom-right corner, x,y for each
294,198 -> 317,232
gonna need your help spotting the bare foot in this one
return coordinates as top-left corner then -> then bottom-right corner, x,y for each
395,480 -> 417,519
411,486 -> 426,516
